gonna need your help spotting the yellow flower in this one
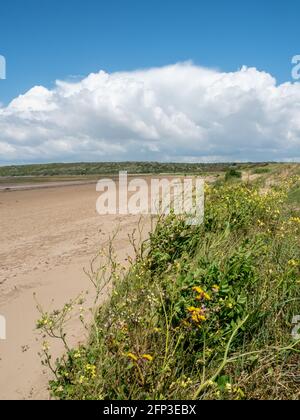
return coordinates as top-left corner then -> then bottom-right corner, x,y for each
288,259 -> 299,267
193,286 -> 211,301
85,364 -> 97,378
79,375 -> 86,384
142,354 -> 153,362
212,285 -> 220,293
126,352 -> 138,362
192,314 -> 206,323
187,306 -> 207,324
193,287 -> 204,294
203,292 -> 211,301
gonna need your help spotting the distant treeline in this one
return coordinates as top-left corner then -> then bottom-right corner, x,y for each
0,161 -> 271,177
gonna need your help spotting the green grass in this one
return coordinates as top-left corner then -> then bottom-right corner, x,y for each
37,173 -> 300,400
252,167 -> 271,174
288,187 -> 300,206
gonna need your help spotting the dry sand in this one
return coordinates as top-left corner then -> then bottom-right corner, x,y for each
0,182 -> 150,400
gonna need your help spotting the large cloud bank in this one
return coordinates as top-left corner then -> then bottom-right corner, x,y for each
1,62 -> 300,164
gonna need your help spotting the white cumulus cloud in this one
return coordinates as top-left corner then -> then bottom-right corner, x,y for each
0,61 -> 300,164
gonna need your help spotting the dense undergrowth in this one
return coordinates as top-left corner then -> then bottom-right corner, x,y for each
38,174 -> 300,400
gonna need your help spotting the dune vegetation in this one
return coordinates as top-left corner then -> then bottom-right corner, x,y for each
37,164 -> 300,400
0,161 -> 273,178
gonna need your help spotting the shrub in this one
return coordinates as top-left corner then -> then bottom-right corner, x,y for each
252,167 -> 271,174
225,169 -> 242,181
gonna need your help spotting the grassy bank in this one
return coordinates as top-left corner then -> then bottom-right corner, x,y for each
38,172 -> 300,400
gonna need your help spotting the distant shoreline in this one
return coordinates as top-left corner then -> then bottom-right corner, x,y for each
0,179 -> 98,192
0,173 -> 199,192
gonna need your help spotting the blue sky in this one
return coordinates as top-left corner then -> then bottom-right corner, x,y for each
0,0 -> 299,104
0,0 -> 300,164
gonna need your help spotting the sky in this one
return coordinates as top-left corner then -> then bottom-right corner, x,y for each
0,0 -> 300,164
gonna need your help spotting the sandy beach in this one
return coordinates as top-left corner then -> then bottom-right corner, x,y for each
0,182 -> 150,400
